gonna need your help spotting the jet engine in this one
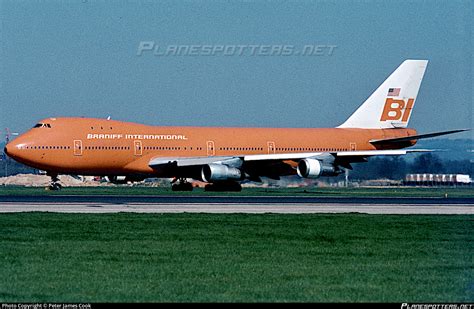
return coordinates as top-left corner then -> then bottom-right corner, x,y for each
201,164 -> 242,182
296,158 -> 340,178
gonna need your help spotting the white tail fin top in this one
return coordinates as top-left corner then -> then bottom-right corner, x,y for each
338,60 -> 428,129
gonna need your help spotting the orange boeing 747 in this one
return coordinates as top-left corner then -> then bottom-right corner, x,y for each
4,60 -> 467,191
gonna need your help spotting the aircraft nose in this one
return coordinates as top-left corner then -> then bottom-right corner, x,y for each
4,143 -> 14,158
4,141 -> 19,159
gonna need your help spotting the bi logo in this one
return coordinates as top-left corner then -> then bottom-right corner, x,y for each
380,98 -> 414,122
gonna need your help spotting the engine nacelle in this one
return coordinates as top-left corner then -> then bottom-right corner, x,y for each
297,158 -> 340,178
201,164 -> 242,182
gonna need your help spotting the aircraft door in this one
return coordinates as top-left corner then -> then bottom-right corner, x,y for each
267,141 -> 275,154
206,141 -> 215,156
134,140 -> 143,156
73,140 -> 83,156
350,142 -> 356,151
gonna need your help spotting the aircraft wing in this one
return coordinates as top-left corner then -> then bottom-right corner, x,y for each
149,149 -> 430,169
242,149 -> 431,171
243,149 -> 430,161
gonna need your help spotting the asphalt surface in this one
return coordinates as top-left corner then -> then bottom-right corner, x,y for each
1,195 -> 474,204
0,195 -> 473,214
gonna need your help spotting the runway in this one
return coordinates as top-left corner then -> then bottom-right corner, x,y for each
0,195 -> 473,214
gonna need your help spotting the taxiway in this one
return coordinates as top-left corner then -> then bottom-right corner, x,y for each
0,195 -> 472,214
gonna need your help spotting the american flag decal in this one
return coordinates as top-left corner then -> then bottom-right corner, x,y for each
387,88 -> 401,96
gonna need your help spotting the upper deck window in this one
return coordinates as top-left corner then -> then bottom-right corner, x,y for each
33,123 -> 51,128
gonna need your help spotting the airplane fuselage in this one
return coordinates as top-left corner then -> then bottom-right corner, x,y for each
5,117 -> 417,177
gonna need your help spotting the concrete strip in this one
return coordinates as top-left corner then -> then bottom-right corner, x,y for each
0,202 -> 473,214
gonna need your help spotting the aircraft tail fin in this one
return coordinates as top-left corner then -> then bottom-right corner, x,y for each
338,59 -> 428,129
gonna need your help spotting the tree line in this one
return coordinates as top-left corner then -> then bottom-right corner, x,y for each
348,153 -> 473,180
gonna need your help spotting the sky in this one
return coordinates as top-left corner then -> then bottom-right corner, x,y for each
1,0 -> 472,140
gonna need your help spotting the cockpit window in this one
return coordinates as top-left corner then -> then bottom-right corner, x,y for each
33,123 -> 51,128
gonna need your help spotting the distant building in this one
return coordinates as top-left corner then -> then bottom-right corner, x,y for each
404,174 -> 472,186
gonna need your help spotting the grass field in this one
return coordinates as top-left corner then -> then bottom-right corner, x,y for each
0,213 -> 472,302
0,185 -> 473,198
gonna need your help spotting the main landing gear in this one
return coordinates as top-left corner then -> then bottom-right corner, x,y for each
46,173 -> 62,191
171,178 -> 194,191
204,181 -> 242,192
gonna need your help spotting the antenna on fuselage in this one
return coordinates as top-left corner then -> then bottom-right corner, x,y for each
106,116 -> 111,120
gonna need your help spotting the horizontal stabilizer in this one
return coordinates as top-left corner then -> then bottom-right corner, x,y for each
370,129 -> 469,145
